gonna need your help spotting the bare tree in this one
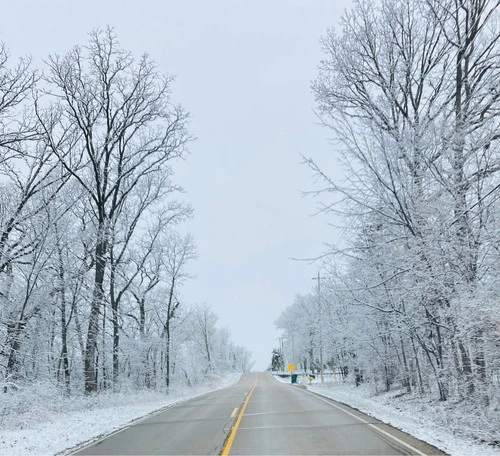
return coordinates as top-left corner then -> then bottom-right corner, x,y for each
38,27 -> 191,393
159,232 -> 196,389
0,44 -> 36,159
110,205 -> 191,386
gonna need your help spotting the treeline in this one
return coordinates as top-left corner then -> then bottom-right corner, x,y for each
277,0 -> 500,410
0,28 -> 251,395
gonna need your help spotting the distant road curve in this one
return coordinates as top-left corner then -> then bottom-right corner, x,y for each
74,372 -> 445,455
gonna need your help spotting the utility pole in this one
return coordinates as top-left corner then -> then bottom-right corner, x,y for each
279,336 -> 285,372
312,272 -> 324,383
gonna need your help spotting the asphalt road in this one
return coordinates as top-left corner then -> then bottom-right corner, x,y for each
74,372 -> 445,455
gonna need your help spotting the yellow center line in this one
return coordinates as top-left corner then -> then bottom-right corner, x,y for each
221,377 -> 258,456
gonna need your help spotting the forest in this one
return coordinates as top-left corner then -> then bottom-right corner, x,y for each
276,0 -> 500,440
0,28 -> 252,397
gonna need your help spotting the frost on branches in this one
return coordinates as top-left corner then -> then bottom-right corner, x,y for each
277,0 -> 500,446
0,28 -> 252,404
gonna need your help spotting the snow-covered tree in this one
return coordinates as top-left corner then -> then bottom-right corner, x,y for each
294,0 -> 500,411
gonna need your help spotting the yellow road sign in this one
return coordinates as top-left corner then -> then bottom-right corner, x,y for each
288,364 -> 295,372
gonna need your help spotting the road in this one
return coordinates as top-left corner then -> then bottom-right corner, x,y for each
74,372 -> 445,455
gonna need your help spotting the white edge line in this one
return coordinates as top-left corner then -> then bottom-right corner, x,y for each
304,389 -> 427,456
231,407 -> 239,418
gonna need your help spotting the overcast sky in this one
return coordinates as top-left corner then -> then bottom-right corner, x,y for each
2,0 -> 351,370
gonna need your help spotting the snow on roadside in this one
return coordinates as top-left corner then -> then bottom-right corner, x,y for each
0,373 -> 241,456
307,381 -> 500,456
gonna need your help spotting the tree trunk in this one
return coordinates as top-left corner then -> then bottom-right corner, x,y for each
400,337 -> 411,393
84,237 -> 107,394
110,254 -> 120,387
4,320 -> 25,392
165,278 -> 175,389
56,238 -> 71,395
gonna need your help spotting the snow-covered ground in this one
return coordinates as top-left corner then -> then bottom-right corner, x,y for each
289,374 -> 500,456
0,374 -> 241,456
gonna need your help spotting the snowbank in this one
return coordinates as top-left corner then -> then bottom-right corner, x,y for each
308,380 -> 500,456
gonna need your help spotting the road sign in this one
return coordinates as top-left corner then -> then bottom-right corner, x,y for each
288,364 -> 295,372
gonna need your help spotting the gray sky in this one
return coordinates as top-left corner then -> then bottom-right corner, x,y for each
2,0 -> 350,370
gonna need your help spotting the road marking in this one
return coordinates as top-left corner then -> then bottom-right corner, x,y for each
304,390 -> 427,456
230,407 -> 239,418
222,380 -> 257,456
238,423 -> 355,430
